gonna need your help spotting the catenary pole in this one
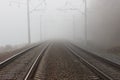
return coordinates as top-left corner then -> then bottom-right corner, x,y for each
40,15 -> 42,41
84,0 -> 87,45
27,0 -> 31,44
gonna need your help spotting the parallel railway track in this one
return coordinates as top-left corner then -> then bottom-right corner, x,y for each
71,43 -> 120,69
0,42 -> 50,80
0,43 -> 40,69
1,42 -> 120,80
24,44 -> 51,80
32,43 -> 101,80
66,43 -> 120,80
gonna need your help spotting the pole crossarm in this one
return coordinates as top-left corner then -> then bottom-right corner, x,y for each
9,0 -> 47,13
9,1 -> 26,7
30,0 -> 47,13
9,0 -> 47,44
56,0 -> 85,15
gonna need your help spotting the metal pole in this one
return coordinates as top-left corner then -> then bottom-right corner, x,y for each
84,0 -> 87,45
40,15 -> 42,41
73,15 -> 75,41
27,0 -> 31,44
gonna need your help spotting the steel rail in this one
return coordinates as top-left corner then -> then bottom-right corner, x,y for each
70,43 -> 120,69
24,43 -> 51,80
0,43 -> 42,69
65,45 -> 113,80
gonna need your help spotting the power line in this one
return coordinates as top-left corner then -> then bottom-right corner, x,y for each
30,0 -> 47,13
29,0 -> 47,41
57,0 -> 83,41
9,0 -> 47,43
9,0 -> 31,44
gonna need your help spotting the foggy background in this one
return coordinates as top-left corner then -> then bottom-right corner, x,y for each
0,0 -> 120,53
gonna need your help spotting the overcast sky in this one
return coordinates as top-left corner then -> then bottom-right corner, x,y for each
0,0 -> 120,50
0,0 -> 85,45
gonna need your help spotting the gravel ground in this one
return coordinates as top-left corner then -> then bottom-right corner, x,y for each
33,43 -> 100,80
0,45 -> 31,62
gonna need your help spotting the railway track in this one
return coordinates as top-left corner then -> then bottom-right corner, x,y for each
71,43 -> 120,69
66,43 -> 120,80
0,43 -> 41,69
31,43 -> 101,80
0,42 -> 50,80
1,42 -> 120,80
24,43 -> 51,80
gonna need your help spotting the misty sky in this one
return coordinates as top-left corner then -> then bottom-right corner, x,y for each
0,0 -> 85,45
0,0 -> 120,49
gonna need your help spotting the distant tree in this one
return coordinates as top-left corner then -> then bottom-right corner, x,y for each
5,45 -> 12,51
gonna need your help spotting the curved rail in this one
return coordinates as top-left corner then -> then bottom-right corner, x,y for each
66,45 -> 113,80
70,43 -> 120,70
0,43 -> 41,69
24,43 -> 51,80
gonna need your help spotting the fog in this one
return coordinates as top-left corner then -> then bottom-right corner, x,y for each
0,0 -> 120,51
87,0 -> 120,50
